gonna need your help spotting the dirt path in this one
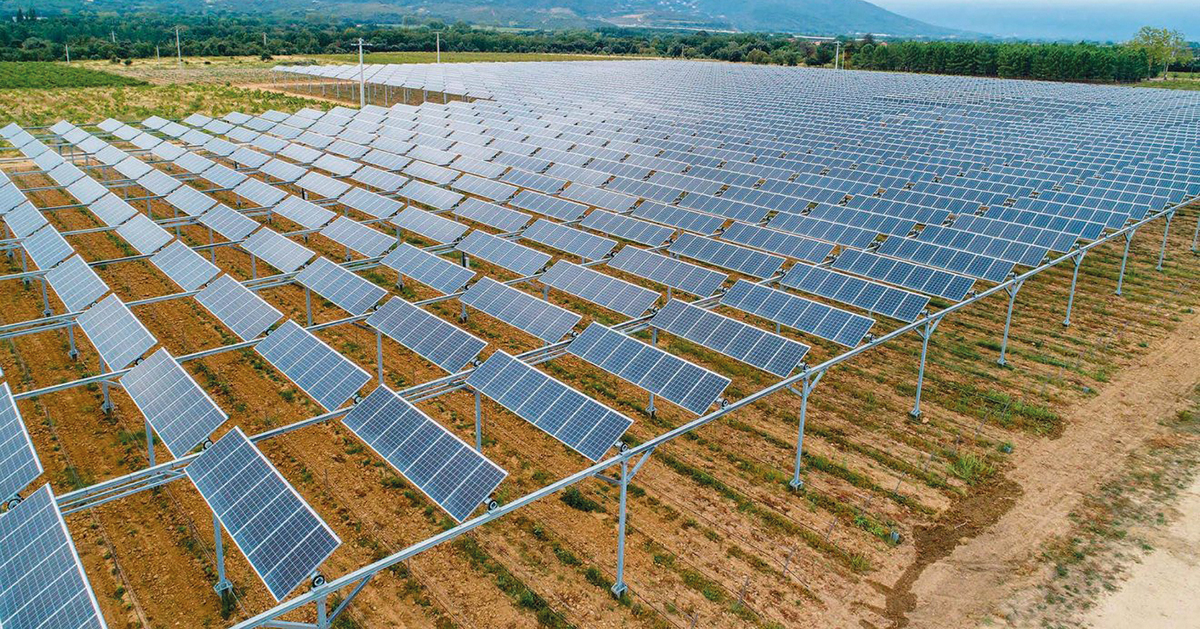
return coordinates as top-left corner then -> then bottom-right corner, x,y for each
901,309 -> 1200,628
1084,472 -> 1200,628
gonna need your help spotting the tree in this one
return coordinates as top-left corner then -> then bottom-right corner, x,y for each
1127,26 -> 1191,78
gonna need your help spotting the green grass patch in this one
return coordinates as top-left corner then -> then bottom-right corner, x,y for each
0,62 -> 145,89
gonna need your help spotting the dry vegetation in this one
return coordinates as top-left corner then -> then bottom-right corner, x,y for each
1,89 -> 1198,629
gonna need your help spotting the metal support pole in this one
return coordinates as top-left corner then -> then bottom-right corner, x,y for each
474,390 -> 482,452
789,370 -> 825,489
214,512 -> 232,593
67,323 -> 78,360
100,358 -> 112,414
316,594 -> 328,629
1063,250 -> 1086,327
251,254 -> 258,280
209,227 -> 216,263
647,392 -> 656,418
612,457 -> 630,598
1116,229 -> 1136,295
910,315 -> 941,418
1157,210 -> 1174,271
997,279 -> 1025,367
145,418 -> 155,468
305,287 -> 313,327
39,277 -> 51,317
1191,212 -> 1200,252
375,330 -> 384,386
460,301 -> 468,323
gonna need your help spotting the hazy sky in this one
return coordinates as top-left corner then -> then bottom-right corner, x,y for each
870,0 -> 1198,40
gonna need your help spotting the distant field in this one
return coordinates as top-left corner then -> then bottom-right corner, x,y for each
312,51 -> 641,64
1135,79 -> 1200,91
0,62 -> 145,89
0,82 -> 328,126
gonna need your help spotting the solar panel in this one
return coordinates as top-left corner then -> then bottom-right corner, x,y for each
719,222 -> 834,264
66,177 -> 108,206
580,210 -> 674,247
669,233 -> 784,279
256,320 -> 371,411
607,246 -> 726,297
319,217 -> 395,258
466,351 -> 633,461
89,194 -> 138,227
23,226 -> 75,270
273,196 -> 336,230
5,201 -> 48,238
397,179 -> 463,211
0,182 -> 27,214
45,254 -> 108,312
198,204 -> 260,241
294,257 -> 387,316
0,381 -> 41,501
876,237 -> 1014,283
509,190 -> 588,221
451,173 -> 519,202
115,214 -> 172,255
194,275 -> 283,341
242,229 -> 316,274
832,249 -> 975,301
521,219 -> 616,261
569,322 -> 729,414
392,198 -> 473,242
296,171 -> 352,200
341,387 -> 507,522
76,295 -> 157,370
338,186 -> 404,219
151,241 -> 221,292
540,261 -> 659,318
651,299 -> 809,377
120,348 -> 228,458
455,231 -> 551,277
233,178 -> 288,208
0,484 -> 106,629
165,185 -> 217,217
454,198 -> 531,233
367,298 -> 486,373
721,280 -> 875,347
459,276 -> 581,343
185,427 -> 341,601
781,263 -> 930,323
380,243 -> 476,295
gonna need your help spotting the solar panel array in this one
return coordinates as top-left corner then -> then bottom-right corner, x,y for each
0,381 -> 41,501
466,351 -> 633,461
186,427 -> 341,601
721,280 -> 875,347
120,348 -> 228,458
256,320 -> 371,411
0,484 -> 106,629
295,256 -> 388,316
368,297 -> 487,373
381,242 -> 476,294
540,261 -> 658,318
76,295 -> 156,370
341,387 -> 506,521
568,323 -> 729,414
194,275 -> 284,341
455,231 -> 551,277
459,277 -> 581,343
651,299 -> 809,377
607,246 -> 727,297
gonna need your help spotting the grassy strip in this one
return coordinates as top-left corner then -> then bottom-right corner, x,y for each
454,537 -> 576,629
0,62 -> 145,89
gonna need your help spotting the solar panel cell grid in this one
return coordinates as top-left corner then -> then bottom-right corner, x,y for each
651,299 -> 808,377
459,276 -> 581,343
120,348 -> 228,458
294,257 -> 387,316
255,320 -> 370,411
194,275 -> 283,341
368,298 -> 487,373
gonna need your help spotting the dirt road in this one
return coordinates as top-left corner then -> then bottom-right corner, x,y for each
900,309 -> 1200,628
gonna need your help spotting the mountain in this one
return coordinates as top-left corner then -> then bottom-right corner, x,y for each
20,0 -> 965,38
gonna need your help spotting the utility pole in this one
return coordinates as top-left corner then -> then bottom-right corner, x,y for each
358,38 -> 366,108
175,26 -> 182,69
436,32 -> 441,63
64,44 -> 70,63
835,41 -> 841,70
156,45 -> 160,61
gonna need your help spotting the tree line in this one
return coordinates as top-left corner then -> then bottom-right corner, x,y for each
1,11 -> 1189,83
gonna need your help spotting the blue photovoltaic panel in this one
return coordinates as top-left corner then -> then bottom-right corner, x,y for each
381,243 -> 476,295
367,298 -> 486,373
319,217 -> 395,258
521,219 -> 616,261
76,295 -> 156,370
466,351 -> 633,461
341,387 -> 507,522
338,186 -> 404,219
781,263 -> 929,323
460,276 -> 581,343
0,484 -> 107,629
5,201 -> 47,238
455,231 -> 551,277
832,249 -> 975,301
607,246 -> 726,297
391,207 -> 469,244
120,348 -> 228,458
295,257 -> 387,316
256,320 -> 371,411
273,196 -> 336,230
509,190 -> 588,221
198,204 -> 259,241
151,241 -> 221,292
568,322 -> 729,415
668,232 -> 785,279
876,237 -> 1014,283
115,214 -> 172,255
0,381 -> 42,501
185,427 -> 341,601
23,225 -> 75,270
721,280 -> 875,348
194,275 -> 283,341
540,261 -> 659,318
453,198 -> 531,233
719,222 -> 835,264
580,210 -> 674,247
651,299 -> 809,377
242,229 -> 316,274
45,255 -> 108,312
